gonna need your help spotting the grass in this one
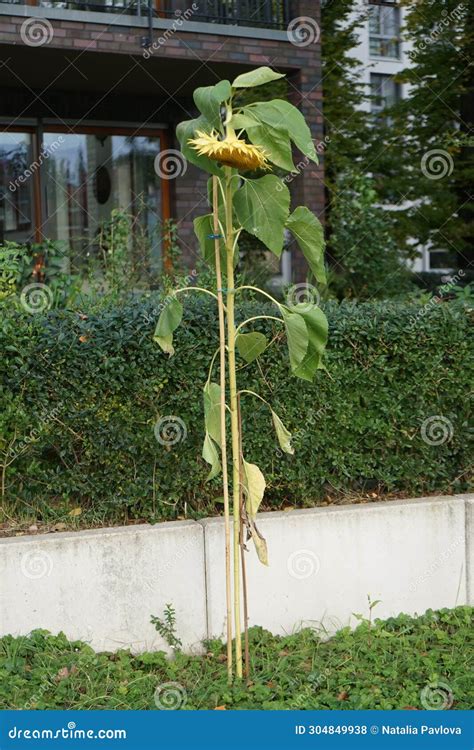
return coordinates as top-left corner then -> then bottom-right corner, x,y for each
1,607 -> 472,710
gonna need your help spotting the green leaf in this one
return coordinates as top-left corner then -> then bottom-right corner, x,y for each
242,459 -> 266,518
245,100 -> 318,162
202,432 -> 221,481
246,123 -> 296,173
203,381 -> 222,447
153,297 -> 183,357
234,175 -> 290,256
232,66 -> 285,89
193,214 -> 222,267
286,206 -> 326,284
271,410 -> 294,455
291,304 -> 328,381
236,332 -> 267,363
176,116 -> 222,176
193,80 -> 231,128
281,308 -> 309,374
229,113 -> 259,130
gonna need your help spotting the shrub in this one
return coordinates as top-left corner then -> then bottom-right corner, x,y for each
1,295 -> 471,524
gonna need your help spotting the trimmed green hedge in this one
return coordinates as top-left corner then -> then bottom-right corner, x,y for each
1,296 -> 471,524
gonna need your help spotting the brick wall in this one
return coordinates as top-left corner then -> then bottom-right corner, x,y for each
0,2 -> 324,280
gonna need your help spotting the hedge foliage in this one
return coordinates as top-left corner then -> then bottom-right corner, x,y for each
1,295 -> 472,524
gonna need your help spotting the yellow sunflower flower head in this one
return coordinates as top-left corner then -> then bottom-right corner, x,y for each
189,130 -> 270,171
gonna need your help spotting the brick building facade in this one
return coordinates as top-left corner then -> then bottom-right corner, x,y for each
0,1 -> 324,281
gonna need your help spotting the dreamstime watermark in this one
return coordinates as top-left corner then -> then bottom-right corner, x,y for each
143,3 -> 199,58
276,137 -> 330,192
287,549 -> 321,580
421,149 -> 454,180
409,535 -> 463,593
420,681 -> 454,710
290,669 -> 332,708
287,16 -> 320,47
407,269 -> 465,328
20,550 -> 53,580
154,681 -> 187,709
143,269 -> 197,325
20,17 -> 54,46
7,402 -> 64,462
154,416 -> 187,447
154,149 -> 188,180
286,282 -> 321,312
420,416 -> 454,446
409,3 -> 465,58
9,136 -> 64,193
156,536 -> 200,578
20,282 -> 53,313
275,406 -> 326,459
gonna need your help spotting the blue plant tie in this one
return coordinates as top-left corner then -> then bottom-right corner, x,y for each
207,233 -> 223,240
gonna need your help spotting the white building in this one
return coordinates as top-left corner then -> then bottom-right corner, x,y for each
349,0 -> 445,273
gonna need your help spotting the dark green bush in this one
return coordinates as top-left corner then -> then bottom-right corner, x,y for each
1,295 -> 472,525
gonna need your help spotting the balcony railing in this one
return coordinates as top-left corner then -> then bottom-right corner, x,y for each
0,0 -> 294,29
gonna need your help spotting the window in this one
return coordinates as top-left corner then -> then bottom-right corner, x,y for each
42,130 -> 163,273
370,73 -> 400,114
0,124 -> 169,278
0,131 -> 36,244
369,4 -> 401,59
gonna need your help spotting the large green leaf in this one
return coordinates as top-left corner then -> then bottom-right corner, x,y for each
281,308 -> 309,373
245,100 -> 318,162
202,432 -> 221,481
153,297 -> 183,356
291,304 -> 328,381
232,66 -> 285,89
242,459 -> 266,518
236,332 -> 267,363
271,410 -> 294,455
233,175 -> 290,256
193,80 -> 231,129
286,206 -> 326,284
203,381 -> 222,446
246,123 -> 295,173
176,116 -> 222,176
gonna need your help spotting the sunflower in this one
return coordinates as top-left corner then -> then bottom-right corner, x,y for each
189,130 -> 270,171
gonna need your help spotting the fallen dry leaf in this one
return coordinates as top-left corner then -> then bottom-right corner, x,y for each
338,690 -> 349,701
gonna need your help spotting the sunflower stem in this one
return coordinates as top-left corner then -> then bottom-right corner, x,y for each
224,165 -> 243,680
212,176 -> 233,684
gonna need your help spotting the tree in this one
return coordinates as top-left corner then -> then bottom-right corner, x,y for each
388,0 -> 474,268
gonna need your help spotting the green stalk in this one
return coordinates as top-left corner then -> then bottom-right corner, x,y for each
212,176 -> 233,683
224,165 -> 243,679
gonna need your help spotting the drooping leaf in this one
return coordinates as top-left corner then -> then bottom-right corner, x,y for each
203,381 -> 222,446
232,66 -> 285,89
281,308 -> 309,374
271,410 -> 294,455
193,80 -> 231,129
291,304 -> 328,381
236,332 -> 267,363
176,116 -> 222,176
245,100 -> 318,162
242,459 -> 266,518
248,517 -> 269,566
153,297 -> 183,356
246,123 -> 296,173
234,175 -> 290,256
286,206 -> 326,284
202,432 -> 221,481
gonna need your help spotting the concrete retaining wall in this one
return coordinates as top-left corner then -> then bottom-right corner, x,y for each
0,494 -> 471,652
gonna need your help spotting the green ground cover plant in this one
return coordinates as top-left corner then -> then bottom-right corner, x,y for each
1,296 -> 471,529
0,607 -> 471,710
